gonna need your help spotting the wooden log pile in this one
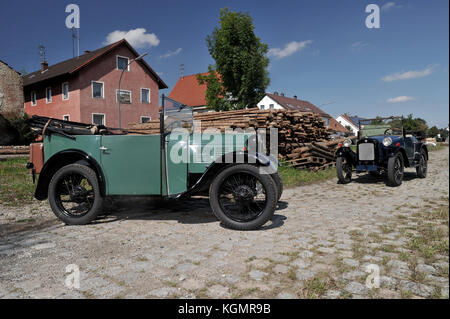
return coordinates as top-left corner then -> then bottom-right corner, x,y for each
0,145 -> 29,155
129,108 -> 351,170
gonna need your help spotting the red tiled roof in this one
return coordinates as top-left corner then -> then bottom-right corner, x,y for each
23,39 -> 167,89
265,93 -> 330,117
329,118 -> 350,133
168,72 -> 216,107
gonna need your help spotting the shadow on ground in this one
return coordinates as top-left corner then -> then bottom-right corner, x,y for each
94,196 -> 287,230
340,171 -> 419,186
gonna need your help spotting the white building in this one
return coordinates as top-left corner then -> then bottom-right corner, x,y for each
257,92 -> 331,126
335,114 -> 360,136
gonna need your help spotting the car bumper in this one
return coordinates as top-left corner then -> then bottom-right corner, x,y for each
356,164 -> 378,172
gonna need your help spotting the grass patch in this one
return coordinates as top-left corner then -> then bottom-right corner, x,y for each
427,143 -> 448,152
406,205 -> 449,263
278,164 -> 336,188
0,157 -> 34,206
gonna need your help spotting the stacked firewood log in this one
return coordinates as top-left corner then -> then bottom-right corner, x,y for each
129,108 -> 352,170
0,145 -> 29,155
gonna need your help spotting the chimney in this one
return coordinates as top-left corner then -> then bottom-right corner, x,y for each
41,61 -> 48,71
293,95 -> 297,99
280,92 -> 285,97
84,50 -> 91,54
274,91 -> 278,96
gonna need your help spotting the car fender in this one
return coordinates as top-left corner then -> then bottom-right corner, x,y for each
34,149 -> 106,200
385,147 -> 409,167
174,151 -> 278,198
336,147 -> 356,165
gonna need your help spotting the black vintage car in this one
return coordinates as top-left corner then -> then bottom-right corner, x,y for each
335,116 -> 428,186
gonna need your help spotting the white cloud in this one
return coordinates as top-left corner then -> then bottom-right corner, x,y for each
351,41 -> 369,51
382,65 -> 437,82
387,96 -> 415,103
159,48 -> 182,59
268,40 -> 313,59
104,28 -> 160,48
381,2 -> 402,12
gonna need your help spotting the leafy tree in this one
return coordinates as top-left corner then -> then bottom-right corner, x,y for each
203,8 -> 270,110
344,125 -> 352,131
196,66 -> 232,111
427,126 -> 439,138
9,113 -> 37,145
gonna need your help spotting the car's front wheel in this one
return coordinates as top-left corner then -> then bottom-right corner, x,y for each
416,149 -> 427,178
209,164 -> 277,230
387,153 -> 404,187
48,164 -> 103,225
336,156 -> 352,184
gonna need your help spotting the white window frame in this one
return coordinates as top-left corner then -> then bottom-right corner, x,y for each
260,104 -> 265,110
269,104 -> 274,109
91,81 -> 104,99
63,114 -> 70,121
92,113 -> 106,126
140,116 -> 151,123
45,87 -> 52,103
116,55 -> 130,71
116,89 -> 132,104
62,82 -> 69,100
31,91 -> 37,106
141,88 -> 150,103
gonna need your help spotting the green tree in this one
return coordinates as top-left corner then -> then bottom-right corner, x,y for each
203,8 -> 270,110
427,126 -> 439,138
196,66 -> 232,111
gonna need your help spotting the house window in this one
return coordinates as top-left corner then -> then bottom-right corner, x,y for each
117,56 -> 129,71
62,82 -> 69,100
117,89 -> 131,104
63,114 -> 70,121
269,104 -> 274,109
141,116 -> 151,123
141,88 -> 150,103
92,113 -> 105,126
92,81 -> 104,98
46,87 -> 52,103
31,91 -> 36,106
260,105 -> 265,110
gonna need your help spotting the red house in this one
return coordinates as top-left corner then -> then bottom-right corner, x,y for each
23,39 -> 167,128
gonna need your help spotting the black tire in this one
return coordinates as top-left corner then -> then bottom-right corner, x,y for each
271,171 -> 283,202
387,153 -> 404,187
336,156 -> 352,184
209,164 -> 277,230
48,164 -> 103,225
416,149 -> 427,178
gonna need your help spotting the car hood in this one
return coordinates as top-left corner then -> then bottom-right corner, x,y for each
363,135 -> 403,144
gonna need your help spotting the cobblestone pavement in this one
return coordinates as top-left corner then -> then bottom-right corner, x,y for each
0,148 -> 448,299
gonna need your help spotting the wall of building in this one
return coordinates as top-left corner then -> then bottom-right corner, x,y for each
336,116 -> 358,135
0,61 -> 24,118
24,74 -> 82,122
78,45 -> 160,128
256,95 -> 283,110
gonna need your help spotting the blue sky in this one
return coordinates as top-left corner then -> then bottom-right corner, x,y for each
1,0 -> 448,127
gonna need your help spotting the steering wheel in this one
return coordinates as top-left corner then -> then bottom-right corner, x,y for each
165,120 -> 183,133
384,128 -> 393,135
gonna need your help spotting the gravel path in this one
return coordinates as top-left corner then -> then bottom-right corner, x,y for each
0,148 -> 448,299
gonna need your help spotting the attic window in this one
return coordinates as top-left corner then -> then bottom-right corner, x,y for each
117,56 -> 129,71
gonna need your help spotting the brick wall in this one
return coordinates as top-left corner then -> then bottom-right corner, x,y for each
0,61 -> 24,118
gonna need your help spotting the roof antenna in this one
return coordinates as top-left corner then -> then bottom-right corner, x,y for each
38,45 -> 46,63
180,64 -> 184,79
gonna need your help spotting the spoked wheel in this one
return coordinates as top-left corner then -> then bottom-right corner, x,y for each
416,149 -> 427,178
387,153 -> 404,187
209,164 -> 277,230
48,164 -> 103,225
336,156 -> 352,184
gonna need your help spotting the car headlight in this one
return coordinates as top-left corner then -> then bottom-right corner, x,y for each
343,139 -> 352,147
382,137 -> 393,147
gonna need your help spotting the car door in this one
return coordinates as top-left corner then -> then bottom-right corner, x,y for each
100,135 -> 161,195
164,131 -> 189,195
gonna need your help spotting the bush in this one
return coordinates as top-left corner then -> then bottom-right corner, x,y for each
0,113 -> 36,146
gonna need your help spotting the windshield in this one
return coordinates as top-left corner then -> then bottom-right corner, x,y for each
162,96 -> 193,134
359,117 -> 403,138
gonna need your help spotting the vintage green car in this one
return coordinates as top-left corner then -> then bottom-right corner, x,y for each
27,97 -> 282,230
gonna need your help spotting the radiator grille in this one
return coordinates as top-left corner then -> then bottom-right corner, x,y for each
358,143 -> 375,161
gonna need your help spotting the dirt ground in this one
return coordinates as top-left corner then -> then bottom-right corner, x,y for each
0,148 -> 448,299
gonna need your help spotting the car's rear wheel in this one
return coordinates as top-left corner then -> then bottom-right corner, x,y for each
48,164 -> 103,225
387,153 -> 404,187
336,156 -> 352,184
209,164 -> 277,230
416,149 -> 427,178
